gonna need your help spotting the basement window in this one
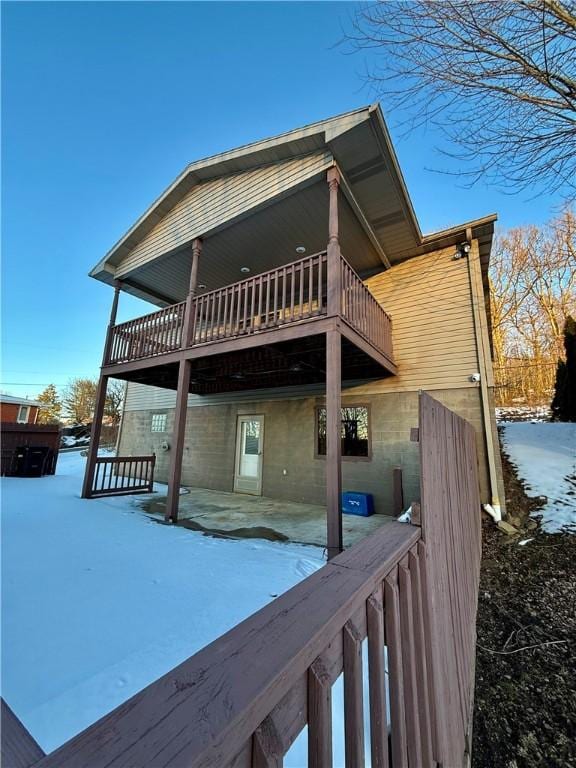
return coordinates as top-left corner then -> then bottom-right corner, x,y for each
151,413 -> 167,433
316,405 -> 370,459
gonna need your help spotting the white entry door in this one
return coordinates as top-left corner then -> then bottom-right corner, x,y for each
234,415 -> 264,495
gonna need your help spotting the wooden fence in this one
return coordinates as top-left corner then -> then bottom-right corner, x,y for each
0,424 -> 60,477
1,392 -> 482,768
86,455 -> 156,498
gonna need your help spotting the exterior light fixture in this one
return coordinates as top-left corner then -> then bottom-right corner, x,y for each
453,242 -> 471,260
197,284 -> 206,290
240,266 -> 251,274
295,246 -> 306,254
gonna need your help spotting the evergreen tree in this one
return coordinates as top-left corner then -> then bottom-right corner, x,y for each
37,383 -> 62,424
551,316 -> 576,422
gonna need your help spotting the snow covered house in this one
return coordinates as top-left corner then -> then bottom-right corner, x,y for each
83,105 -> 504,556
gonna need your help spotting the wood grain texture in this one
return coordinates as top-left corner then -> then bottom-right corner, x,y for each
366,591 -> 389,768
33,524 -> 419,768
1,698 -> 45,768
343,620 -> 365,768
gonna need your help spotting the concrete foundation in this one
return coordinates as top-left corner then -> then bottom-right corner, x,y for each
139,487 -> 392,549
118,387 -> 492,515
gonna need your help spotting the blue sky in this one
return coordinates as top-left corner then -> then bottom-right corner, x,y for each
1,1 -> 566,399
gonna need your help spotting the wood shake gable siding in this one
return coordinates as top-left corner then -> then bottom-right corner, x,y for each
115,151 -> 334,278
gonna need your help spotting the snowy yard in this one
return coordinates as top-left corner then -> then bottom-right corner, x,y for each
1,452 -> 325,755
500,421 -> 576,532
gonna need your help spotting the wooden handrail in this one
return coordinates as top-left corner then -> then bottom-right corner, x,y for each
86,455 -> 155,498
104,251 -> 395,368
32,523 -> 421,767
11,394 -> 481,768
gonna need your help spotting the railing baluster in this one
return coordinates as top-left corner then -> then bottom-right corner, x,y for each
264,274 -> 271,329
289,265 -> 295,321
384,569 -> 408,768
343,620 -> 365,768
308,257 -> 314,317
367,590 -> 389,768
281,267 -> 287,324
298,261 -> 304,321
399,562 -> 423,768
273,272 -> 278,326
308,658 -> 332,768
250,278 -> 256,334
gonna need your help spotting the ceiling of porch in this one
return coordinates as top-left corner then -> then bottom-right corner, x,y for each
121,180 -> 383,306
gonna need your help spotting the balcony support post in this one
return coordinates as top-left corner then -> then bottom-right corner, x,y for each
102,280 -> 122,365
326,167 -> 342,317
81,374 -> 109,498
165,358 -> 192,523
182,238 -> 203,348
326,328 -> 342,559
82,281 -> 122,499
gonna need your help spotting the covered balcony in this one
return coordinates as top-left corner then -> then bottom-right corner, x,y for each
102,248 -> 395,393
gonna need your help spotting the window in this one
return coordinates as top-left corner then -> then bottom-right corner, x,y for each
17,406 -> 30,424
316,406 -> 370,458
151,413 -> 167,433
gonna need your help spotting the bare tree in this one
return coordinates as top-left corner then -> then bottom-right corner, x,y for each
104,380 -> 125,426
490,207 -> 576,404
349,1 -> 576,197
62,378 -> 98,424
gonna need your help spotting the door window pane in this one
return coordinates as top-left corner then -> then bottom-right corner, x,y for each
240,420 -> 260,477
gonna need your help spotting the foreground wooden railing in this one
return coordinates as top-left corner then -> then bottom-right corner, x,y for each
4,393 -> 481,768
105,251 -> 394,366
86,455 -> 155,498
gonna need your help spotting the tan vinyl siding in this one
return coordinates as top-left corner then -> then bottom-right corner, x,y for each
116,152 -> 333,278
352,246 -> 479,394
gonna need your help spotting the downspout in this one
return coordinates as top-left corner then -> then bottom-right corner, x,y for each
466,232 -> 502,522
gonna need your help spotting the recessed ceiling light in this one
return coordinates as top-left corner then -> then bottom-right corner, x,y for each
295,246 -> 306,254
197,283 -> 206,290
240,266 -> 251,273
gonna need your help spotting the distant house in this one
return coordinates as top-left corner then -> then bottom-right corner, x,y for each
0,395 -> 41,425
82,104 -> 505,556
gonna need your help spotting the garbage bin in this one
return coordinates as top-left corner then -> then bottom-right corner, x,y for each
15,446 -> 51,478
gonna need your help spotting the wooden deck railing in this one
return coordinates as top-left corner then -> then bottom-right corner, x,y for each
5,393 -> 482,768
86,455 -> 155,498
191,251 -> 328,345
341,258 -> 393,360
105,251 -> 394,366
108,302 -> 187,364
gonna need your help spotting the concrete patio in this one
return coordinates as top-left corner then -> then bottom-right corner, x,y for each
137,487 -> 393,549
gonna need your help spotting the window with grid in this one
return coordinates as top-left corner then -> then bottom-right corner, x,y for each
316,406 -> 370,458
151,413 -> 167,433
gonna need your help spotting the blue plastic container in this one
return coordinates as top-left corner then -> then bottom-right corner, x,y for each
341,491 -> 374,517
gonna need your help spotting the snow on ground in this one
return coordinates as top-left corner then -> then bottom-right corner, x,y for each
1,451 -> 325,754
500,422 -> 576,532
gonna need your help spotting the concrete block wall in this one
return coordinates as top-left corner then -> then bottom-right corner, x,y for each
118,387 -> 490,515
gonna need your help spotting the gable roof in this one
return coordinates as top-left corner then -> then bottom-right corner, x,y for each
90,104 -> 496,302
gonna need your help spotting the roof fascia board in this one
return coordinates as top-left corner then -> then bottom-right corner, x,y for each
368,104 -> 422,245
